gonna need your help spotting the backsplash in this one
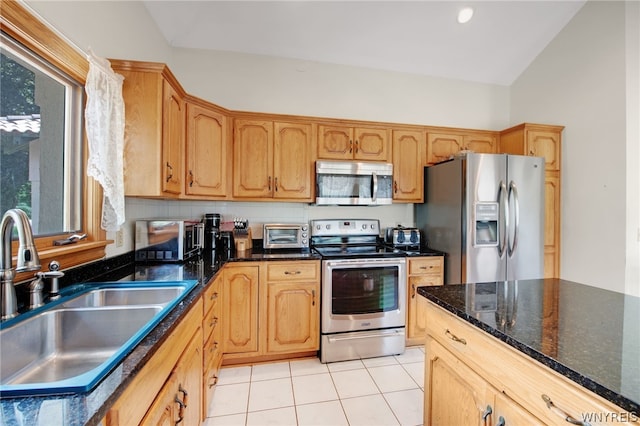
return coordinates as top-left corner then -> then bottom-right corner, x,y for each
105,197 -> 415,258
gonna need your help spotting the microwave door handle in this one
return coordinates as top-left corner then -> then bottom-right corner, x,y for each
372,172 -> 378,203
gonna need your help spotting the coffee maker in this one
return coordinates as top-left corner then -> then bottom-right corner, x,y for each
203,213 -> 221,250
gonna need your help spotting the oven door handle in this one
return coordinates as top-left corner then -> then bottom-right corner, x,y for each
326,329 -> 404,342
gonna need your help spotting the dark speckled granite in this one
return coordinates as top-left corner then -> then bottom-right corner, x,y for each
417,279 -> 640,416
0,247 -> 319,426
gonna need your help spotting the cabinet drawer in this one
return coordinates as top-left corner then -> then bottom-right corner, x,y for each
203,299 -> 220,343
203,327 -> 222,373
203,276 -> 221,315
425,301 -> 633,425
408,257 -> 443,275
266,262 -> 319,282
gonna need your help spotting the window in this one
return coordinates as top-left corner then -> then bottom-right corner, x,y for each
0,1 -> 107,280
1,33 -> 83,236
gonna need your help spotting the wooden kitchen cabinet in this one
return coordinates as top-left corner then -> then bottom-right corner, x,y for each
103,298 -> 203,426
222,260 -> 320,365
222,264 -> 260,354
233,119 -> 314,201
265,261 -> 320,353
499,123 -> 563,278
424,299 -> 631,426
184,96 -> 231,199
318,125 -> 391,162
406,256 -> 443,346
392,129 -> 425,202
426,131 -> 497,165
110,60 -> 186,198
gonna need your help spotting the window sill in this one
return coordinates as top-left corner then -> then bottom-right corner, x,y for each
14,240 -> 110,284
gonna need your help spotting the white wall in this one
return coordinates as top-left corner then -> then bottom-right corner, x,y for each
170,48 -> 510,130
510,1 -> 639,295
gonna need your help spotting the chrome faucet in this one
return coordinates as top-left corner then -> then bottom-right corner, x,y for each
1,209 -> 41,320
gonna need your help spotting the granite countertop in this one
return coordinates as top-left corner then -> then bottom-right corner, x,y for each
0,247 -> 319,426
417,279 -> 640,416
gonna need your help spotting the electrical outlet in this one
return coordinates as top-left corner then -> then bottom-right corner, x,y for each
115,229 -> 124,247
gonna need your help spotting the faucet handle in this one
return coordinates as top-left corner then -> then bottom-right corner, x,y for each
49,260 -> 60,272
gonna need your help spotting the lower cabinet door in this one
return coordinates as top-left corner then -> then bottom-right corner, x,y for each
266,281 -> 319,353
140,373 -> 178,426
426,338 -> 493,425
222,266 -> 259,353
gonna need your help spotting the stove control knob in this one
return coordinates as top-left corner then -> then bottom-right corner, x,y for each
362,224 -> 367,230
326,224 -> 331,230
370,224 -> 376,229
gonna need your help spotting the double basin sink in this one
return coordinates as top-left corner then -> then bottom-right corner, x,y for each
0,280 -> 198,397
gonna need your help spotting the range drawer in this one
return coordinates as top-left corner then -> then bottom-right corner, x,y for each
266,261 -> 319,282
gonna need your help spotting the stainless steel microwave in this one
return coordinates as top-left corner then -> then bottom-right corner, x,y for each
315,160 -> 393,206
135,219 -> 204,262
263,223 -> 309,249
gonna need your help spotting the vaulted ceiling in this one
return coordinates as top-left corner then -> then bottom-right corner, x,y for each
143,1 -> 586,86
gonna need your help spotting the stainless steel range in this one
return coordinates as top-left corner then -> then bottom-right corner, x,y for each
311,219 -> 407,363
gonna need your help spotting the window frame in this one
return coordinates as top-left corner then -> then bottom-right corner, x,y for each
1,0 -> 108,282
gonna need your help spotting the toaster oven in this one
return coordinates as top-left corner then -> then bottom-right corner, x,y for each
263,223 -> 309,249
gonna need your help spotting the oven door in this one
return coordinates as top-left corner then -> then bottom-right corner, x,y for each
321,257 -> 406,334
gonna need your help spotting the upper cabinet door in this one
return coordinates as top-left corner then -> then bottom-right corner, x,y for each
273,122 -> 314,201
354,127 -> 390,162
318,125 -> 390,161
233,120 -> 274,198
526,129 -> 560,171
463,134 -> 497,154
185,102 -> 228,198
426,133 -> 463,165
392,129 -> 424,202
162,80 -> 185,195
317,125 -> 354,160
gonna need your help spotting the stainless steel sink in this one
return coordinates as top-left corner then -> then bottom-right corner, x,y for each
1,306 -> 161,385
61,286 -> 184,308
0,280 -> 198,396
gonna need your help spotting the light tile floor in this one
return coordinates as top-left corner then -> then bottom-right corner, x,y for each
203,347 -> 425,426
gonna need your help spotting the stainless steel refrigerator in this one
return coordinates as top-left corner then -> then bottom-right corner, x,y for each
415,153 -> 545,284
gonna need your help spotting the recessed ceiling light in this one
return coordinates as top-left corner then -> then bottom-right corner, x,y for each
457,7 -> 474,24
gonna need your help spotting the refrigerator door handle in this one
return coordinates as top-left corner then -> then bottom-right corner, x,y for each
498,181 -> 508,258
508,181 -> 520,257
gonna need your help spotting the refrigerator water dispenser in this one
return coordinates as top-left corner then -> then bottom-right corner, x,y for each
474,202 -> 499,246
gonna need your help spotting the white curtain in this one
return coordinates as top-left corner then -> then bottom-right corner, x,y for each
84,50 -> 125,231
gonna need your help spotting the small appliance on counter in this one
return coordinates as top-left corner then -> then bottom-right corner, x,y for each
203,213 -> 221,250
384,225 -> 421,249
135,219 -> 204,262
232,218 -> 252,252
263,223 -> 309,250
